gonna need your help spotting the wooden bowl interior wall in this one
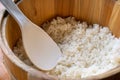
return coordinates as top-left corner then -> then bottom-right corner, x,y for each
2,0 -> 120,80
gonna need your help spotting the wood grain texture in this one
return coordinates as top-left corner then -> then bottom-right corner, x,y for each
0,3 -> 11,80
1,0 -> 120,80
0,63 -> 10,80
109,0 -> 120,37
0,49 -> 10,80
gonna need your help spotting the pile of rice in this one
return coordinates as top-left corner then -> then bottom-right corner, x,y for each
13,17 -> 120,79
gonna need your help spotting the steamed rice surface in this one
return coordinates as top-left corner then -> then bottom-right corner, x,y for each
13,17 -> 120,79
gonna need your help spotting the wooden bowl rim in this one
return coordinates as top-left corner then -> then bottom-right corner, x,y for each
1,1 -> 120,79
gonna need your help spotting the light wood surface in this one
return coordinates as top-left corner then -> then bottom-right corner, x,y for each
0,49 -> 10,80
0,3 -> 11,80
1,0 -> 120,80
109,1 -> 120,37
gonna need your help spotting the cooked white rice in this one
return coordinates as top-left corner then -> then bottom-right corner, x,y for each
13,17 -> 120,79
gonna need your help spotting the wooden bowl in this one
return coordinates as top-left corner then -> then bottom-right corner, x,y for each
1,0 -> 120,80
